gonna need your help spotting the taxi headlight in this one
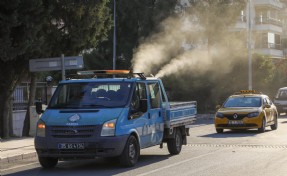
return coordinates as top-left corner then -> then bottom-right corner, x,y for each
215,112 -> 224,118
101,119 -> 116,136
247,112 -> 259,118
36,119 -> 46,137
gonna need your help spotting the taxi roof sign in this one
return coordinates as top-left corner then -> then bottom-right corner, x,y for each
240,90 -> 256,94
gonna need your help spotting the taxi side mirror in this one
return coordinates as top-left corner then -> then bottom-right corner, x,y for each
264,104 -> 271,108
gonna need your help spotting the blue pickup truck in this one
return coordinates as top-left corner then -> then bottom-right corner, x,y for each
34,70 -> 197,168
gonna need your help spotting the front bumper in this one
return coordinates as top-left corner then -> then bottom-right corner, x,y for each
214,116 -> 262,129
35,125 -> 129,159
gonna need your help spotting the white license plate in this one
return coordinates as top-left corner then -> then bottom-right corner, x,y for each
228,120 -> 243,125
58,143 -> 85,149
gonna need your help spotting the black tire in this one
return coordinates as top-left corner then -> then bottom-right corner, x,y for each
38,156 -> 58,169
119,135 -> 140,167
258,117 -> 266,133
167,128 -> 182,155
271,115 -> 278,130
216,128 -> 224,133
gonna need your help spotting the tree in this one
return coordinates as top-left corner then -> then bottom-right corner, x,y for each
84,0 -> 177,70
0,0 -> 112,138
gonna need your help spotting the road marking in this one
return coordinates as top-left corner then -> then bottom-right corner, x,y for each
137,149 -> 225,176
187,143 -> 287,149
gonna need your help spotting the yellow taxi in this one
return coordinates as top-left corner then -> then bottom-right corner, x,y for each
214,90 -> 278,133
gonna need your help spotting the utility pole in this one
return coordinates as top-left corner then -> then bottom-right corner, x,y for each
113,0 -> 116,70
248,0 -> 252,90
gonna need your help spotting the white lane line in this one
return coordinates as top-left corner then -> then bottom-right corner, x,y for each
137,149 -> 224,176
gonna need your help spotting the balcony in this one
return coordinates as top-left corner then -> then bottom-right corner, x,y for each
253,0 -> 283,9
254,48 -> 283,58
254,17 -> 282,33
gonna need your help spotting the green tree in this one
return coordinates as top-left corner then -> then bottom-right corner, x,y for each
0,0 -> 112,138
84,0 -> 177,70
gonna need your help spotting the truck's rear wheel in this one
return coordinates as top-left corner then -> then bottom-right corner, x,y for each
119,135 -> 140,167
167,128 -> 182,155
38,156 -> 58,168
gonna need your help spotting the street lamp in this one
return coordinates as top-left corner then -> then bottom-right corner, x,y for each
248,0 -> 252,90
113,0 -> 116,70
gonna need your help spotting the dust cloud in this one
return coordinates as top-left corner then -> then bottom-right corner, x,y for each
131,7 -> 247,78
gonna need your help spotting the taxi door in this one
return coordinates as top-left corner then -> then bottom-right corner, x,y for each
263,97 -> 272,123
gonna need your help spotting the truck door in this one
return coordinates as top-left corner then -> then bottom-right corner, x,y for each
130,82 -> 150,148
147,82 -> 164,146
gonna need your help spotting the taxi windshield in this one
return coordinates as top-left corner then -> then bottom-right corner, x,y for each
48,82 -> 132,109
223,96 -> 262,108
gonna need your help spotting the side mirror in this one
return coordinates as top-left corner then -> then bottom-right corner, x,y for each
35,101 -> 44,114
264,104 -> 271,108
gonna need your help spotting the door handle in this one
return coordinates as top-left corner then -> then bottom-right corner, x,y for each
148,113 -> 151,119
158,111 -> 161,117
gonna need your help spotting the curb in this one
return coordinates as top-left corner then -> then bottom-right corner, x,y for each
0,152 -> 37,164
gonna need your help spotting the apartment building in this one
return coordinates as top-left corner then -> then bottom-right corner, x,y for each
236,0 -> 285,59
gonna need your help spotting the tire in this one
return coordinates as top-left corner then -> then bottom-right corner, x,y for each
216,128 -> 224,133
38,156 -> 58,168
167,128 -> 182,155
271,115 -> 278,130
258,117 -> 266,133
119,135 -> 140,167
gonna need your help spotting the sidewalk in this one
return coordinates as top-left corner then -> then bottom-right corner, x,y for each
0,137 -> 37,164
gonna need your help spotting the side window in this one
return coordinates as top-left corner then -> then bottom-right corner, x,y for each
131,83 -> 147,111
148,82 -> 161,109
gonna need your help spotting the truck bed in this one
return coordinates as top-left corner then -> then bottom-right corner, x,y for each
165,101 -> 197,128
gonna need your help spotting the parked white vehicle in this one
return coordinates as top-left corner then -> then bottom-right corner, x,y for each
274,87 -> 287,115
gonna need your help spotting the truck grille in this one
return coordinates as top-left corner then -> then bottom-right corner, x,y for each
50,125 -> 100,138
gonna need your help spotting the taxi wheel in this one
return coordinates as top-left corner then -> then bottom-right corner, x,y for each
216,128 -> 224,133
258,117 -> 266,133
271,115 -> 278,130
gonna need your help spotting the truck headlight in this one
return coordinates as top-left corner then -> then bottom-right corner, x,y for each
101,119 -> 116,137
36,119 -> 46,137
247,112 -> 259,118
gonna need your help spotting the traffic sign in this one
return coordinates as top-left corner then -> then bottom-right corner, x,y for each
29,56 -> 83,72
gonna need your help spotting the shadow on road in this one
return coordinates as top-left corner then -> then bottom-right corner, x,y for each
5,154 -> 172,176
199,129 -> 272,138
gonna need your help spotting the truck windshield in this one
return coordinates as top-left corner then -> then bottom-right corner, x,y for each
48,82 -> 132,109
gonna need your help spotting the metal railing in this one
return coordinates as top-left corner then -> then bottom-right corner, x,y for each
13,82 -> 47,111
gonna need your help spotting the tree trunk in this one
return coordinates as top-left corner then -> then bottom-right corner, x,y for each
0,60 -> 27,138
22,73 -> 37,137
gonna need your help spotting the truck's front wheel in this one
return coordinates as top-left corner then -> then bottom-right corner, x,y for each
38,156 -> 58,168
167,128 -> 182,155
119,135 -> 140,167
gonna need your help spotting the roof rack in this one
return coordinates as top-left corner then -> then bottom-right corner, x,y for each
66,70 -> 146,80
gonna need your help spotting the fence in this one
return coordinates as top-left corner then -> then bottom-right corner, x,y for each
13,82 -> 48,111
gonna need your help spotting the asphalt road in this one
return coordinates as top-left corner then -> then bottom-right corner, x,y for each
3,115 -> 287,176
